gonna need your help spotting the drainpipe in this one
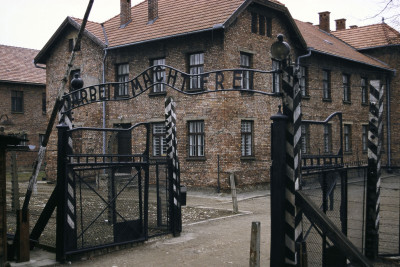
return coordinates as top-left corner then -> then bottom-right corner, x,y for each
386,75 -> 392,172
296,48 -> 312,71
101,23 -> 109,154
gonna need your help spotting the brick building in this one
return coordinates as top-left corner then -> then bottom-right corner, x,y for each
0,44 -> 47,170
34,0 -> 395,188
332,19 -> 400,167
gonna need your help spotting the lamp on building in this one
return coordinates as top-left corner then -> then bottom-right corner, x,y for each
270,34 -> 291,62
0,114 -> 13,125
71,73 -> 84,90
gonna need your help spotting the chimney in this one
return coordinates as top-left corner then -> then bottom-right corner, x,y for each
318,11 -> 331,32
335,19 -> 346,31
148,0 -> 158,24
120,0 -> 132,28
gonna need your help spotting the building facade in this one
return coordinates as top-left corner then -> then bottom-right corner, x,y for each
332,19 -> 400,167
35,0 -> 395,188
0,44 -> 47,170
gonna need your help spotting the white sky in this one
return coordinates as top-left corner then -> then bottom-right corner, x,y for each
0,0 -> 398,50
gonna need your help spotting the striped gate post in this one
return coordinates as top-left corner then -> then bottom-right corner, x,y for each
165,97 -> 182,236
365,80 -> 383,260
282,65 -> 303,265
56,86 -> 79,261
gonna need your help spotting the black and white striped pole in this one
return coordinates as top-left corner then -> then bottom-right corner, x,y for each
56,74 -> 81,261
165,97 -> 182,236
365,80 -> 383,260
270,34 -> 303,266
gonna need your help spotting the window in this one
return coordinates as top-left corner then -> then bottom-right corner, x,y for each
251,13 -> 258,33
299,66 -> 308,97
259,15 -> 266,35
189,53 -> 204,90
323,124 -> 332,153
153,123 -> 167,157
272,60 -> 280,93
188,121 -> 204,157
266,17 -> 272,37
322,70 -> 331,100
11,91 -> 23,113
68,39 -> 74,52
301,124 -> 310,154
116,63 -> 129,97
240,53 -> 252,90
68,38 -> 80,52
42,92 -> 46,114
343,74 -> 351,102
241,121 -> 253,157
362,125 -> 368,152
152,58 -> 166,93
344,124 -> 352,152
39,134 -> 45,147
19,134 -> 27,146
361,77 -> 368,105
251,13 -> 271,37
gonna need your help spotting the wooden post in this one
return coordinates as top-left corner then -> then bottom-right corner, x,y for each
249,221 -> 261,267
230,173 -> 238,213
16,210 -> 29,262
11,151 -> 20,211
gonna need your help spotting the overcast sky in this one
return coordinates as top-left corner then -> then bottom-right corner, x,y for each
0,0 -> 397,50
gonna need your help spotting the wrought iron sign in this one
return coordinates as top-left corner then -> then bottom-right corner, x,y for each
62,66 -> 280,112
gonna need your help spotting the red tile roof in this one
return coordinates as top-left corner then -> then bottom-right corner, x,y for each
102,0 -> 252,48
295,20 -> 392,71
332,23 -> 400,50
0,44 -> 46,85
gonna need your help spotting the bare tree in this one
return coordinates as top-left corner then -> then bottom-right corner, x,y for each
370,0 -> 400,29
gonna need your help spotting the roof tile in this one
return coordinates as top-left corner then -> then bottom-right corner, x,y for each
333,23 -> 400,49
295,20 -> 390,70
0,44 -> 46,85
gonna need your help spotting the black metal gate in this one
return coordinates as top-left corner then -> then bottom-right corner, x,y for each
32,122 -> 176,261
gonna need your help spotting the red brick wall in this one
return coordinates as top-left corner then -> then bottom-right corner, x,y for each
43,6 -> 392,189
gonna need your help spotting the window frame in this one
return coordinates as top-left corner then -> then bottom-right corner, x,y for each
11,90 -> 24,113
322,69 -> 331,100
39,134 -> 45,147
241,120 -> 254,157
42,92 -> 46,114
19,134 -> 27,146
189,52 -> 204,91
116,63 -> 129,97
344,124 -> 352,153
251,12 -> 258,33
152,122 -> 167,157
301,124 -> 310,154
361,77 -> 368,105
240,52 -> 252,90
151,58 -> 166,94
362,125 -> 368,153
323,124 -> 332,153
299,66 -> 308,97
343,73 -> 351,103
188,120 -> 205,158
272,59 -> 280,93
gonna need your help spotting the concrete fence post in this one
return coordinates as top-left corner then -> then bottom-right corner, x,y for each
249,221 -> 261,267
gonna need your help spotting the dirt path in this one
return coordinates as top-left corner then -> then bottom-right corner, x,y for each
66,191 -> 271,267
